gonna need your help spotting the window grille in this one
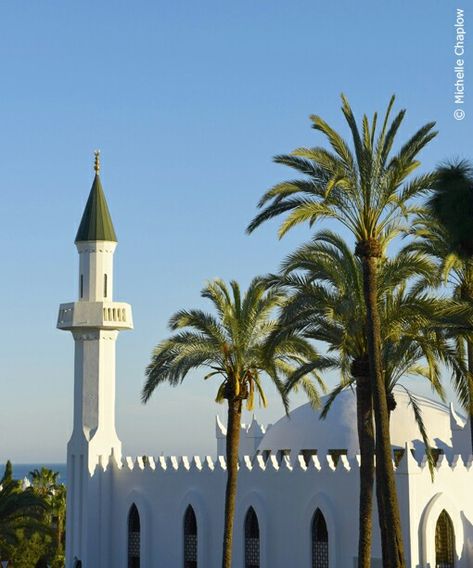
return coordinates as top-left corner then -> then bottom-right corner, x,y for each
435,509 -> 455,568
312,508 -> 329,568
245,507 -> 260,568
128,504 -> 140,568
184,505 -> 198,568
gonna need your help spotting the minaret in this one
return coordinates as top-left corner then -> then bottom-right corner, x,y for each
58,153 -> 133,566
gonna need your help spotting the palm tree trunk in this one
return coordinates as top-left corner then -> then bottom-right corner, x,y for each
57,514 -> 63,556
222,398 -> 242,568
355,370 -> 375,568
360,249 -> 406,568
467,341 -> 473,453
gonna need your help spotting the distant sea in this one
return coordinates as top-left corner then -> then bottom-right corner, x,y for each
9,463 -> 67,486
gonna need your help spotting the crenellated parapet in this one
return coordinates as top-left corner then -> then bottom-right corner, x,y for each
89,446 -> 473,478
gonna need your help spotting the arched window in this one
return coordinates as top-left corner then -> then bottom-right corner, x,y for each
80,275 -> 84,298
128,504 -> 140,568
245,507 -> 260,568
184,505 -> 198,568
312,508 -> 329,567
104,274 -> 108,298
435,509 -> 455,568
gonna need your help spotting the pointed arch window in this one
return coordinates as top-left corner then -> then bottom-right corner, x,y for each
128,504 -> 140,568
184,505 -> 198,568
435,509 -> 455,568
312,508 -> 329,567
245,507 -> 260,568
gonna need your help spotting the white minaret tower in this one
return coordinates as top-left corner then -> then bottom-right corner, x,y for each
58,152 -> 133,567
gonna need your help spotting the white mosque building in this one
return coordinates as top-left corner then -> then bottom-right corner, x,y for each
57,159 -> 473,568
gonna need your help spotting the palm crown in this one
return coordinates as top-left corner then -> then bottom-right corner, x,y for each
270,231 -> 459,406
143,277 -> 327,411
427,160 -> 473,258
248,94 -> 437,255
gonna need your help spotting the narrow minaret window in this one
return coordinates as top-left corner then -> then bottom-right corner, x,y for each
80,275 -> 84,298
104,274 -> 108,298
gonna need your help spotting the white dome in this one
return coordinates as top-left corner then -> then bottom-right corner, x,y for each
257,387 -> 454,456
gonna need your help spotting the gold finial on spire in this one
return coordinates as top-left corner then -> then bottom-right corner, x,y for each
94,150 -> 100,174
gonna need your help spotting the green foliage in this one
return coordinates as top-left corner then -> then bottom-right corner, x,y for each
143,277 -> 328,410
407,211 -> 473,411
1,461 -> 14,486
7,530 -> 49,568
248,94 -> 437,251
427,160 -> 473,259
268,231 -> 464,476
0,464 -> 66,567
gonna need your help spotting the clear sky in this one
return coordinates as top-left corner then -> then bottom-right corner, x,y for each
0,1 -> 470,462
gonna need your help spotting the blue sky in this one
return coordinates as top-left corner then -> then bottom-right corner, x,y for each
0,1 -> 470,462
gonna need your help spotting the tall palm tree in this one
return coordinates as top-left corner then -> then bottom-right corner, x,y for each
248,94 -> 438,567
266,231 -> 459,567
407,163 -> 473,450
142,277 -> 328,568
427,162 -> 473,450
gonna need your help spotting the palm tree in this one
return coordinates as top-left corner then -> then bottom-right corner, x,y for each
30,467 -> 66,561
428,160 -> 473,257
427,163 -> 473,450
266,231 -> 459,567
248,94 -> 438,567
30,468 -> 59,497
0,462 -> 47,559
407,163 -> 473,450
142,277 -> 327,568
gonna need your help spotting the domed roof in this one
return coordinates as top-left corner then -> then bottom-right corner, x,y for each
257,387 -> 455,456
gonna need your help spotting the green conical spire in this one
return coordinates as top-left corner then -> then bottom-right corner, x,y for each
75,152 -> 117,243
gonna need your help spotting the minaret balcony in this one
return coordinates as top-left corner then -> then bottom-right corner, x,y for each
57,301 -> 133,330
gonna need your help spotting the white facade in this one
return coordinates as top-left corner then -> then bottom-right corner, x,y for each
59,173 -> 473,568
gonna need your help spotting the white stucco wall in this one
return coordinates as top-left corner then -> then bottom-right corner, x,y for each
72,449 -> 473,568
